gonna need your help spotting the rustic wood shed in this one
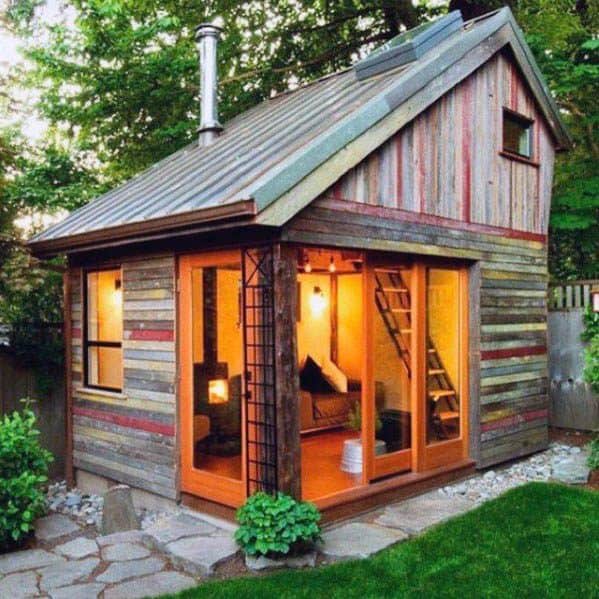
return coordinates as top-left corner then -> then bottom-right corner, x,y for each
29,7 -> 570,519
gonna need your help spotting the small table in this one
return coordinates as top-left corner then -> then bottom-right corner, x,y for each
341,438 -> 387,474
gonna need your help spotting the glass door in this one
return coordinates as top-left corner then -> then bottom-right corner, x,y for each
366,259 -> 414,479
179,251 -> 246,507
422,265 -> 468,470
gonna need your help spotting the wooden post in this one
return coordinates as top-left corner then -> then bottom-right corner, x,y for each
63,268 -> 74,487
273,243 -> 301,498
330,274 -> 338,363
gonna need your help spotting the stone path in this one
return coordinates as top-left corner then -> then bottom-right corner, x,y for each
0,512 -> 236,599
0,441 -> 591,597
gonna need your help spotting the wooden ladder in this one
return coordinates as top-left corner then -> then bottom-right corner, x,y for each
374,268 -> 459,438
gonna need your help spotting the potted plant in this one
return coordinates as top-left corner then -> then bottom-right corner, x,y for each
341,404 -> 386,473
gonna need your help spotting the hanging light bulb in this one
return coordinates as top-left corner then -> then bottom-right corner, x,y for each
328,256 -> 336,273
304,257 -> 312,273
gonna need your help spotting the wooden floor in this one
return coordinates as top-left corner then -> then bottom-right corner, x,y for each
301,429 -> 362,501
193,429 -> 363,499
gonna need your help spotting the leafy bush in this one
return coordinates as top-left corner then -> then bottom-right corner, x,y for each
587,438 -> 599,471
0,403 -> 53,550
582,307 -> 599,393
235,492 -> 321,557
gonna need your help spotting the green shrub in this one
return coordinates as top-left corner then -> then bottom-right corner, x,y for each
235,492 -> 321,557
582,307 -> 599,393
588,438 -> 599,471
0,403 -> 53,550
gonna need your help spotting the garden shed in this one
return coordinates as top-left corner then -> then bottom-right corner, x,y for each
29,7 -> 570,519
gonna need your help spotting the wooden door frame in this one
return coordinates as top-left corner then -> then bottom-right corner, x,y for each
178,250 -> 246,508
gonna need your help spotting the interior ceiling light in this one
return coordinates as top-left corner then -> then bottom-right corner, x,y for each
329,256 -> 336,273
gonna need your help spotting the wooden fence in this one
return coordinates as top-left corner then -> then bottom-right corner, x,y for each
548,280 -> 598,431
0,346 -> 65,478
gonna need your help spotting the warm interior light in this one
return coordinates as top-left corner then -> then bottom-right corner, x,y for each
328,256 -> 336,273
593,287 -> 599,313
112,277 -> 122,304
208,379 -> 229,404
304,259 -> 312,273
309,286 -> 327,316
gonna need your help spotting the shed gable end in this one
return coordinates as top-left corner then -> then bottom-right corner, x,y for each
324,51 -> 555,236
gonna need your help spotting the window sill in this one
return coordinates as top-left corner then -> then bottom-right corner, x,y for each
499,150 -> 540,168
74,387 -> 128,400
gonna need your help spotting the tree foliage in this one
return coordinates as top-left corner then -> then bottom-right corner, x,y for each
516,0 -> 599,280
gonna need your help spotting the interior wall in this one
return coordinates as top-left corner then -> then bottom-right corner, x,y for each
217,269 -> 243,376
297,273 -> 331,365
373,302 -> 410,412
337,274 -> 362,379
191,267 -> 242,376
427,269 -> 460,387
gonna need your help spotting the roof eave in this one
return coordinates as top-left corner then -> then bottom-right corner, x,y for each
27,199 -> 257,258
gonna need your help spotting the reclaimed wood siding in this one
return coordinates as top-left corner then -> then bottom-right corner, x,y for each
69,256 -> 177,499
329,52 -> 554,235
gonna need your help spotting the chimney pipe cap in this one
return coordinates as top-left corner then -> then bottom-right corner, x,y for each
195,21 -> 223,41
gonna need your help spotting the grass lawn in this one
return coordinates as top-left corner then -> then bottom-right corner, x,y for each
165,483 -> 598,599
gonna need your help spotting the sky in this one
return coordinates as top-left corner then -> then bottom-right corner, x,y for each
0,0 -> 67,139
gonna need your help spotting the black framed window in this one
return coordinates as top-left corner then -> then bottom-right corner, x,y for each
84,268 -> 123,391
502,109 -> 533,158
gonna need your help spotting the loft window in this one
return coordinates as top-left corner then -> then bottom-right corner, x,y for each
503,109 -> 533,158
84,268 -> 123,391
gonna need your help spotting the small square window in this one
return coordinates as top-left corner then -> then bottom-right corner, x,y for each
503,110 -> 533,158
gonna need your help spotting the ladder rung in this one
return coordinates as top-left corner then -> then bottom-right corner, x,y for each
383,287 -> 408,293
429,389 -> 456,399
438,410 -> 459,421
399,328 -> 412,334
376,268 -> 401,274
392,308 -> 411,313
428,368 -> 445,375
428,348 -> 436,353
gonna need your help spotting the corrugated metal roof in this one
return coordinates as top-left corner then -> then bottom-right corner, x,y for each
30,8 -> 570,251
31,64 -> 408,243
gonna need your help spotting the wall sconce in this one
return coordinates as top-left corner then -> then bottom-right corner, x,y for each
112,277 -> 122,303
309,286 -> 326,316
208,379 -> 229,404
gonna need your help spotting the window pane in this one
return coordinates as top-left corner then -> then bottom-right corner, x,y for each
88,346 -> 122,389
192,262 -> 243,480
503,112 -> 532,157
426,269 -> 460,444
373,266 -> 412,456
87,270 -> 122,342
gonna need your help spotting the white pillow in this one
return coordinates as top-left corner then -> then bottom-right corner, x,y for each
321,357 -> 348,393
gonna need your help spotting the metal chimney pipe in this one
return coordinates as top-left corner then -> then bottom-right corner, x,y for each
195,22 -> 223,146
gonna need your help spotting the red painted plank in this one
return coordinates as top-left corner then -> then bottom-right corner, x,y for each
396,135 -> 403,209
125,329 -> 175,342
318,198 -> 547,243
72,327 -> 82,339
462,77 -> 472,223
73,406 -> 175,436
481,408 -> 548,433
481,346 -> 547,361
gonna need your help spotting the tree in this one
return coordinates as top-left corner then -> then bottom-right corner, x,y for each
7,1 -> 446,183
516,0 -> 598,280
